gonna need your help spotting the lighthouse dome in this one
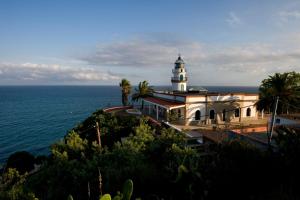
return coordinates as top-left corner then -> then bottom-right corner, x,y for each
174,55 -> 185,68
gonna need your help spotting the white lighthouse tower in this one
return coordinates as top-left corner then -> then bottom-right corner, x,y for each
171,55 -> 187,92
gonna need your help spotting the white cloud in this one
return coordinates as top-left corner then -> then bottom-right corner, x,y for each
81,37 -> 204,67
226,12 -> 242,26
279,10 -> 300,22
278,9 -> 300,26
0,62 -> 120,84
79,34 -> 300,85
81,36 -> 300,72
2,33 -> 300,86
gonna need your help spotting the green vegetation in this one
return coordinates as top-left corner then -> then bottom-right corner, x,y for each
99,194 -> 111,200
119,79 -> 132,106
67,195 -> 74,200
256,71 -> 300,113
1,110 -> 300,200
6,151 -> 35,175
0,168 -> 38,200
132,81 -> 153,109
1,74 -> 300,200
167,109 -> 180,122
99,179 -> 133,200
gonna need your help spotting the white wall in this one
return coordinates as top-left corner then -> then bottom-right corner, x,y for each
274,116 -> 299,126
242,103 -> 256,118
186,103 -> 206,122
186,96 -> 206,103
243,95 -> 259,101
208,95 -> 241,102
172,82 -> 187,92
171,67 -> 187,91
172,68 -> 187,78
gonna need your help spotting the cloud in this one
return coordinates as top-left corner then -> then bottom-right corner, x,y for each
81,35 -> 300,72
80,34 -> 204,67
226,12 -> 242,26
0,62 -> 120,84
79,33 -> 300,85
279,10 -> 300,22
2,33 -> 300,86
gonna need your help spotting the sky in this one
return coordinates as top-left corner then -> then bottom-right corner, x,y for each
0,0 -> 300,86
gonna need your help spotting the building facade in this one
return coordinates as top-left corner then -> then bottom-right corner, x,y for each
271,114 -> 300,128
142,56 -> 259,125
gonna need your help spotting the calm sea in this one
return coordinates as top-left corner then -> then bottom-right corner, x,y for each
0,86 -> 258,164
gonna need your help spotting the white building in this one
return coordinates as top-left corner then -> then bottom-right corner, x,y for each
142,55 -> 259,125
271,114 -> 300,128
171,55 -> 187,92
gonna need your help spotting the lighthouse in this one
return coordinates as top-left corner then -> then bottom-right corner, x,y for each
171,55 -> 187,92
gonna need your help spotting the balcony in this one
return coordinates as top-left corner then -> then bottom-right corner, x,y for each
171,77 -> 188,82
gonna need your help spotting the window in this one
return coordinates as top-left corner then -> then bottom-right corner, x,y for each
195,110 -> 201,120
235,108 -> 240,117
209,110 -> 215,119
275,118 -> 280,124
246,108 -> 251,117
222,109 -> 226,121
180,74 -> 184,81
181,84 -> 184,91
178,109 -> 181,118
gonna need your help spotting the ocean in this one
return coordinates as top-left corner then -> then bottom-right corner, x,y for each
0,86 -> 258,164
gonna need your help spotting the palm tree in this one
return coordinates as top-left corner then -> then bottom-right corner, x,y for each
256,71 -> 300,114
119,79 -> 132,106
132,80 -> 154,109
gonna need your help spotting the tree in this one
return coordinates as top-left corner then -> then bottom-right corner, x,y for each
0,168 -> 38,200
122,117 -> 155,151
6,151 -> 35,174
273,126 -> 300,199
167,110 -> 179,122
132,81 -> 153,109
119,79 -> 132,106
51,130 -> 88,161
256,71 -> 300,114
274,126 -> 300,162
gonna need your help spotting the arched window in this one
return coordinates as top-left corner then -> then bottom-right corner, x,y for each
222,109 -> 226,121
209,110 -> 215,119
181,84 -> 184,91
195,110 -> 201,120
246,108 -> 251,117
235,108 -> 240,117
180,74 -> 184,81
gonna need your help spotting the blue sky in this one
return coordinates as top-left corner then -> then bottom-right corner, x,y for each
0,0 -> 300,85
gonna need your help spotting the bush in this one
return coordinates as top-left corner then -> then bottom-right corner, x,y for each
6,151 -> 35,174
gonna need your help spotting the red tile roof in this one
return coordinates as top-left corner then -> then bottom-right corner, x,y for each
143,97 -> 185,109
